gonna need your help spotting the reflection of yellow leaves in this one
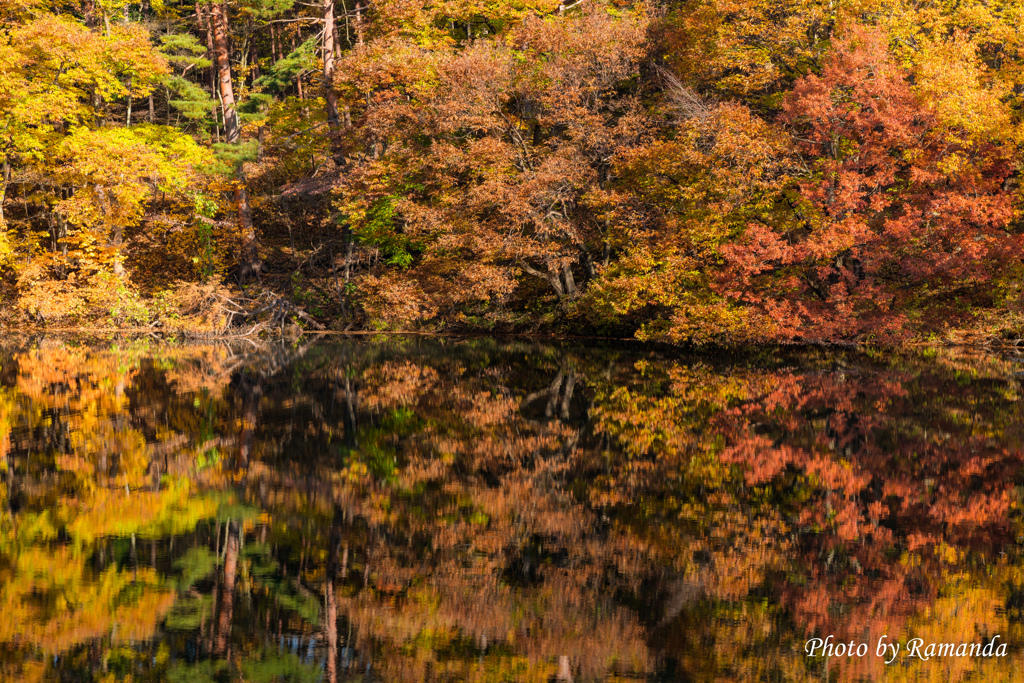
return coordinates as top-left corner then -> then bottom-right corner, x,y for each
0,549 -> 174,655
936,542 -> 959,565
0,344 -> 235,664
60,481 -> 218,544
346,461 -> 369,482
3,661 -> 46,683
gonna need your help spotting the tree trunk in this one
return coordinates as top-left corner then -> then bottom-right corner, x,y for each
561,261 -> 576,297
210,1 -> 239,143
340,224 -> 354,316
354,0 -> 365,46
250,34 -> 260,81
239,36 -> 249,85
517,258 -> 579,298
148,93 -> 155,123
112,225 -> 125,278
0,156 -> 9,228
197,4 -> 220,142
237,169 -> 260,284
322,0 -> 344,164
82,0 -> 97,28
547,262 -> 565,297
207,0 -> 260,282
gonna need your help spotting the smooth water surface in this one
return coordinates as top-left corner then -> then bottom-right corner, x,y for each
1,338 -> 1023,682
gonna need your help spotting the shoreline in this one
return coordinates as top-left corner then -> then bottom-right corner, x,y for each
1,325 -> 1022,351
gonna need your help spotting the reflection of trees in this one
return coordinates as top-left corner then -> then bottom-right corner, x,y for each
225,343 -> 1024,681
585,349 -> 1024,681
0,341 -> 1024,681
0,342 -> 241,680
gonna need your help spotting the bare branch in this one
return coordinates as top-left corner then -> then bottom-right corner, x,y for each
658,66 -> 716,123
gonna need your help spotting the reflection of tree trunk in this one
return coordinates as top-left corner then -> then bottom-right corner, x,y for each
541,367 -> 575,419
545,369 -> 564,418
238,372 -> 262,468
131,533 -> 137,582
215,521 -> 240,658
557,655 -> 573,682
0,428 -> 9,504
560,370 -> 575,420
325,577 -> 337,682
325,506 -> 346,683
344,374 -> 357,447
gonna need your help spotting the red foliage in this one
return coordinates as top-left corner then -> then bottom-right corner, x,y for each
719,25 -> 1021,341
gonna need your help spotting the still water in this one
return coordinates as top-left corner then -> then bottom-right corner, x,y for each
0,337 -> 1023,681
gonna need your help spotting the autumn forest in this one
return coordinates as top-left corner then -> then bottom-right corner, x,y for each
7,0 -> 1024,677
4,0 -> 1024,341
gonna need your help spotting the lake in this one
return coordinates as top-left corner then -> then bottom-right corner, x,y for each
0,337 -> 1022,681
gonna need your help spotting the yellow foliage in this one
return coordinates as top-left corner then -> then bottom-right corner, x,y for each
913,35 -> 1017,146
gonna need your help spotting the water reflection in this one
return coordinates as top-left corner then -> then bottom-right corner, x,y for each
0,338 -> 1022,681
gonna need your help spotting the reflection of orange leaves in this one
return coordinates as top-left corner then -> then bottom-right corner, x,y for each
905,533 -> 930,552
583,346 -> 1024,670
938,492 -> 1012,527
362,361 -> 441,408
721,439 -> 793,484
0,425 -> 9,469
339,573 -> 651,683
